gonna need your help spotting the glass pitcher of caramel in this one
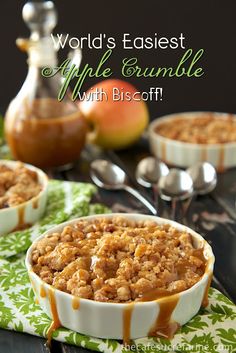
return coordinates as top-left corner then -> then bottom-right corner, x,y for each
5,1 -> 87,168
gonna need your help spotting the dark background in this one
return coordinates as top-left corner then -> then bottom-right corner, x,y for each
0,0 -> 235,119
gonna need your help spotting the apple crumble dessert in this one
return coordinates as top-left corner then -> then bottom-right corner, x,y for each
155,114 -> 236,144
32,217 -> 207,303
0,163 -> 42,209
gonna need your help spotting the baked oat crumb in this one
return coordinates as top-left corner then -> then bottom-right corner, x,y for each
0,162 -> 41,209
155,113 -> 236,144
32,217 -> 207,302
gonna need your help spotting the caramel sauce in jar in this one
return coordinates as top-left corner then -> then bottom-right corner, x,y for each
5,98 -> 87,168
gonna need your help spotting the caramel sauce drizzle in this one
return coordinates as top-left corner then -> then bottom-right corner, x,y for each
218,145 -> 225,173
15,205 -> 32,231
17,205 -> 25,229
161,140 -> 166,162
16,38 -> 30,52
201,148 -> 207,161
72,296 -> 80,310
202,272 -> 213,308
122,246 -> 208,344
123,303 -> 134,345
148,294 -> 179,339
136,288 -> 176,302
40,284 -> 47,298
47,287 -> 61,346
32,198 -> 39,209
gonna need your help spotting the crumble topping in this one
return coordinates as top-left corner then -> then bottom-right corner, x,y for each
155,114 -> 236,144
0,163 -> 41,209
32,217 -> 207,303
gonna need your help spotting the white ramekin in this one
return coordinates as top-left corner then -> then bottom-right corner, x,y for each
0,160 -> 48,236
149,112 -> 236,171
25,213 -> 215,340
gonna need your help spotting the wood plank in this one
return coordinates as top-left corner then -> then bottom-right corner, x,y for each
0,329 -> 51,353
61,343 -> 91,353
185,194 -> 236,302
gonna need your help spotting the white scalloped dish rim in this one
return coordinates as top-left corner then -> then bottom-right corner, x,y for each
25,213 -> 215,342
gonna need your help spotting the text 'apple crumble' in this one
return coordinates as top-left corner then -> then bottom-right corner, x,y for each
32,217 -> 207,303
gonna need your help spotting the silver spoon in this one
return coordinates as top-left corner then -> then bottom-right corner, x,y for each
90,159 -> 157,215
136,157 -> 169,209
182,162 -> 217,216
136,157 -> 169,188
187,162 -> 217,195
158,169 -> 194,220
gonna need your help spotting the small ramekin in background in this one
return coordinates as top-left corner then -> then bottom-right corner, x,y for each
0,160 -> 48,236
149,112 -> 236,171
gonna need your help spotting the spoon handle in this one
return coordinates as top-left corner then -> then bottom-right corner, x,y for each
124,185 -> 157,215
152,184 -> 159,210
171,199 -> 177,220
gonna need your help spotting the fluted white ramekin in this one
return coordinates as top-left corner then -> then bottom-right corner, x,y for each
26,213 -> 214,340
149,112 -> 236,171
0,160 -> 48,236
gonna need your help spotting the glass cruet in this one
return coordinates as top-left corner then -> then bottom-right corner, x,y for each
4,1 -> 87,168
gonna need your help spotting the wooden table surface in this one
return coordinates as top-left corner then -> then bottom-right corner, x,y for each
0,138 -> 235,353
